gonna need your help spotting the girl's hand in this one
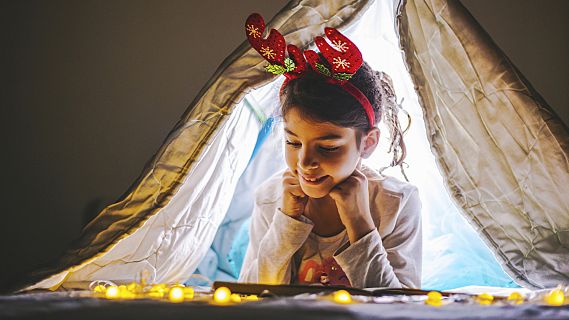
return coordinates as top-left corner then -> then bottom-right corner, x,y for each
281,169 -> 308,218
329,168 -> 376,244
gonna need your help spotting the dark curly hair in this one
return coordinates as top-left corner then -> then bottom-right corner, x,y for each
278,59 -> 408,170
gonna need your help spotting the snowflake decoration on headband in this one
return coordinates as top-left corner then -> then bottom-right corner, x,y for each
246,24 -> 261,38
331,40 -> 349,52
332,57 -> 350,70
260,46 -> 276,60
303,27 -> 363,84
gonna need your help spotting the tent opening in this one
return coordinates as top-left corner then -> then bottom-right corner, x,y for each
195,0 -> 519,291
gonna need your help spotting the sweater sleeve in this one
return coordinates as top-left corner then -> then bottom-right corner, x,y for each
238,198 -> 314,284
333,186 -> 422,289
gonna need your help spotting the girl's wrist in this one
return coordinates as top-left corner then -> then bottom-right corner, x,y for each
345,216 -> 375,244
278,207 -> 303,219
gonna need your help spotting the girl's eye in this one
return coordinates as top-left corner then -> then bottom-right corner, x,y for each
286,140 -> 301,148
286,140 -> 339,152
320,146 -> 340,152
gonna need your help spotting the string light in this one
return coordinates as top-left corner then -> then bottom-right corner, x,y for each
119,285 -> 136,299
507,292 -> 524,305
105,286 -> 119,299
183,287 -> 195,300
168,287 -> 184,303
148,284 -> 167,299
545,289 -> 565,306
213,287 -> 232,304
94,279 -> 569,308
333,290 -> 352,304
93,285 -> 106,294
425,291 -> 442,306
477,293 -> 494,305
127,282 -> 143,294
245,295 -> 259,301
230,294 -> 242,303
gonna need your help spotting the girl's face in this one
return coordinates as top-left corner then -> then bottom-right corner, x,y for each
283,107 -> 364,199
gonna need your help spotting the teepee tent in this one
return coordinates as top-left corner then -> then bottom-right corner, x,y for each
17,0 -> 568,292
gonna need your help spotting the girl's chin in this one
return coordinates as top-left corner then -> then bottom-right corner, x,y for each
303,191 -> 328,199
298,174 -> 339,198
300,185 -> 332,199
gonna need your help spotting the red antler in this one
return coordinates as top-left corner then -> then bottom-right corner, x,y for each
304,28 -> 374,126
304,27 -> 363,84
285,44 -> 307,78
245,14 -> 307,78
316,27 -> 362,74
245,13 -> 285,65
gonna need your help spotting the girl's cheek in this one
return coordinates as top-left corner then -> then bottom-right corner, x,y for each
326,151 -> 359,172
284,149 -> 298,169
321,150 -> 349,163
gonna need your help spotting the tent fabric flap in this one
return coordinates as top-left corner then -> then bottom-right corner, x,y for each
397,0 -> 569,288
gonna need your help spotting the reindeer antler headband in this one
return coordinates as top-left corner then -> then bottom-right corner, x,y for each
245,13 -> 375,128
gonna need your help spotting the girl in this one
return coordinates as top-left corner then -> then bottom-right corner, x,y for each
238,14 -> 422,289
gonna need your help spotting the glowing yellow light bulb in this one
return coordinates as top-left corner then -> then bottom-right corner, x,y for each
507,291 -> 524,304
477,293 -> 494,305
213,287 -> 232,304
169,287 -> 184,303
545,289 -> 565,306
231,294 -> 242,303
105,286 -> 119,299
333,290 -> 352,304
183,287 -> 195,300
93,285 -> 106,294
148,284 -> 167,298
127,282 -> 142,294
425,291 -> 442,306
245,295 -> 259,301
116,285 -> 135,299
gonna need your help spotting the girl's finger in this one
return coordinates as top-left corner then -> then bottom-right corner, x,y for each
283,169 -> 299,178
289,184 -> 307,197
283,176 -> 301,186
352,168 -> 365,178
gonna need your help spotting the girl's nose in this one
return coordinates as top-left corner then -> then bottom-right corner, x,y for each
298,148 -> 319,170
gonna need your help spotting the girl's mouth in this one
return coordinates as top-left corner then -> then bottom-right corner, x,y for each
300,174 -> 329,185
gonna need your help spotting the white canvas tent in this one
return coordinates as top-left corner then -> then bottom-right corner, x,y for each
17,0 -> 569,292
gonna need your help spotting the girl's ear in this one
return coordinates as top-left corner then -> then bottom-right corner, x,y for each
360,127 -> 380,159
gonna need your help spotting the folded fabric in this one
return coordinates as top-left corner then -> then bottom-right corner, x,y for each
210,116 -> 286,279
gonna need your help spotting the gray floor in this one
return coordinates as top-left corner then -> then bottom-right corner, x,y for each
1,291 -> 569,320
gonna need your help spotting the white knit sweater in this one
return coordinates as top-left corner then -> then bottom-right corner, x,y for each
238,165 -> 422,289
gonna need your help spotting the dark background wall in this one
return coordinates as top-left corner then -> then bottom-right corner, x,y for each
1,0 -> 567,287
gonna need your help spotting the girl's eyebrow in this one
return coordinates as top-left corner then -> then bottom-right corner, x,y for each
284,128 -> 343,140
